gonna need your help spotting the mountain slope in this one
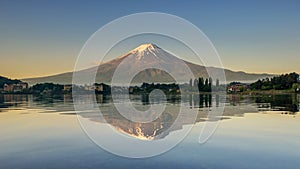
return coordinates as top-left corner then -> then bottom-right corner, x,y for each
23,44 -> 273,85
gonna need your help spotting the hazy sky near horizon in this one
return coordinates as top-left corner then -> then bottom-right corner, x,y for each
1,0 -> 300,79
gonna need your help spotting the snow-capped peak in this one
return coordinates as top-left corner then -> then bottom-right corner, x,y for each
130,44 -> 161,58
132,43 -> 159,53
114,43 -> 162,61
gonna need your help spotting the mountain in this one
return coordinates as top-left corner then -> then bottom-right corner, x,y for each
23,44 -> 273,85
0,76 -> 22,87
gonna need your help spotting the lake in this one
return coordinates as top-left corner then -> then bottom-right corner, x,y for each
0,93 -> 299,169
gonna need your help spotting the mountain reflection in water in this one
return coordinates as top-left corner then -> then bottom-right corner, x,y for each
0,93 -> 299,140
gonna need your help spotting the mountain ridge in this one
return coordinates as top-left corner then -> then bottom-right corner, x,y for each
23,44 -> 274,85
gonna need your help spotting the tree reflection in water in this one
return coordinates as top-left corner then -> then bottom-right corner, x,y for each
0,93 -> 299,140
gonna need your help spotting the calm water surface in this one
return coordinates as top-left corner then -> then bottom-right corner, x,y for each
0,94 -> 299,169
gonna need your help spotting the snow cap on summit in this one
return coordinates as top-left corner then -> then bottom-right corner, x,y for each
131,43 -> 159,52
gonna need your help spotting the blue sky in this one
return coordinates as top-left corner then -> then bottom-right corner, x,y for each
1,0 -> 300,78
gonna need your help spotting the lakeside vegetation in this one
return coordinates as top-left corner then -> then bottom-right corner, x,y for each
0,76 -> 21,87
226,72 -> 300,94
250,72 -> 299,90
1,72 -> 299,95
244,72 -> 300,94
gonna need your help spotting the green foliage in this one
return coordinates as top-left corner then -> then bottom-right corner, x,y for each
0,76 -> 21,87
139,82 -> 179,94
250,72 -> 299,91
292,83 -> 300,92
30,83 -> 64,95
198,77 -> 204,91
229,81 -> 242,86
190,77 -> 213,92
202,78 -> 212,92
216,79 -> 220,87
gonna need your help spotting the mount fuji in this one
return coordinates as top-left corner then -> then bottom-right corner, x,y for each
23,44 -> 273,85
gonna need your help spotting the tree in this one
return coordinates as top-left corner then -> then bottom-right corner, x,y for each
198,77 -> 204,92
189,79 -> 193,89
204,78 -> 209,92
250,72 -> 299,90
193,79 -> 198,88
208,77 -> 212,92
216,79 -> 220,87
31,83 -> 64,95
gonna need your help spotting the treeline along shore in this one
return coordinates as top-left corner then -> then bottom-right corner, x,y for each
0,72 -> 299,95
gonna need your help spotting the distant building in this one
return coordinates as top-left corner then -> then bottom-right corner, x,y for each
296,87 -> 300,93
129,87 -> 134,94
129,86 -> 140,94
94,83 -> 111,94
3,82 -> 28,93
84,85 -> 95,91
227,83 -> 248,93
63,84 -> 72,91
168,88 -> 180,93
95,83 -> 104,92
3,84 -> 13,92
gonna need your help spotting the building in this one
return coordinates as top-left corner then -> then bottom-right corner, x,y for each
129,86 -> 140,94
3,84 -> 13,92
84,85 -> 95,91
95,84 -> 103,92
63,84 -> 72,91
3,82 -> 28,93
129,87 -> 134,94
94,83 -> 111,94
168,88 -> 180,93
296,87 -> 300,93
227,83 -> 248,93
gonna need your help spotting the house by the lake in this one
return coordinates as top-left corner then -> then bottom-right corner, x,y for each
3,82 -> 28,93
95,83 -> 111,94
227,83 -> 248,93
63,84 -> 73,92
296,87 -> 300,93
